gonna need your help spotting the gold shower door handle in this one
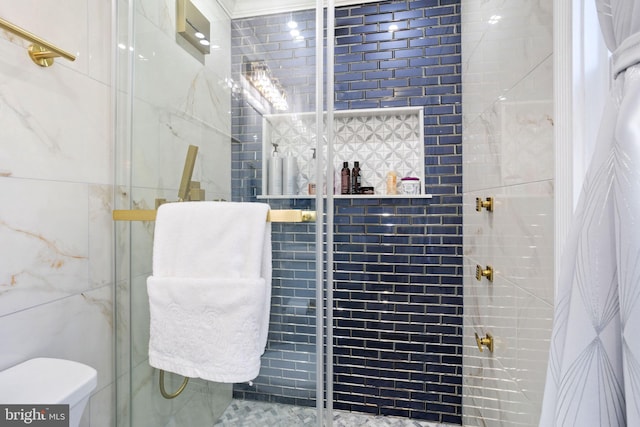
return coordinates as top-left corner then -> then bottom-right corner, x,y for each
475,332 -> 494,353
475,265 -> 493,282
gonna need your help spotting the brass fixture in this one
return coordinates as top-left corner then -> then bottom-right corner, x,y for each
475,332 -> 494,353
475,264 -> 493,282
475,197 -> 494,212
113,208 -> 316,223
176,0 -> 211,55
112,144 -> 316,223
159,369 -> 189,399
112,209 -> 157,221
0,17 -> 76,67
178,145 -> 199,201
186,181 -> 205,201
267,209 -> 316,222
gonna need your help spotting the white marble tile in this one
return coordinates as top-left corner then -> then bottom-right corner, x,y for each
0,285 -> 113,391
130,274 -> 151,368
115,277 -> 132,384
462,0 -> 554,422
0,178 -> 89,316
514,288 -> 553,420
88,0 -> 113,85
135,0 -> 174,37
462,0 -> 553,119
490,181 -> 555,304
116,372 -> 132,427
89,184 -> 115,288
87,382 -> 115,427
131,99 -> 232,201
129,189 -> 155,278
462,351 -> 537,427
0,38 -> 111,184
132,12 -> 232,135
0,0 -> 88,76
464,56 -> 554,192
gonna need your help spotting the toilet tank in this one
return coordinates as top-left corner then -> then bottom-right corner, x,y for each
0,358 -> 97,407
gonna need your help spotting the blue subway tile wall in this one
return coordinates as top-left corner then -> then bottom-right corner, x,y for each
231,0 -> 461,423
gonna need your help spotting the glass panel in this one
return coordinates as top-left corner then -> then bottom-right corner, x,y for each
114,0 -> 325,426
229,5 -> 324,424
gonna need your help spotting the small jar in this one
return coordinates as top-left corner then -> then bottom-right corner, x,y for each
360,186 -> 374,195
399,177 -> 420,195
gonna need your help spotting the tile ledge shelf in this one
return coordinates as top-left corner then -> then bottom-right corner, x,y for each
257,194 -> 433,200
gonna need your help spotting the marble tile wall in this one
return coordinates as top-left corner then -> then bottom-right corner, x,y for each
0,1 -> 114,426
461,0 -> 554,426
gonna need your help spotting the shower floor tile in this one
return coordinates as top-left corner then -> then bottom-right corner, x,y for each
214,399 -> 456,427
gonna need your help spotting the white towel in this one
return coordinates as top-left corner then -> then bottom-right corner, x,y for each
147,201 -> 271,383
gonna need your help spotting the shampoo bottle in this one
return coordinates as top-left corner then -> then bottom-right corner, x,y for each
308,148 -> 316,195
351,161 -> 361,194
268,143 -> 283,196
341,161 -> 350,194
282,151 -> 298,195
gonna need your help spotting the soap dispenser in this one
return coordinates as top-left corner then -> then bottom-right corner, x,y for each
268,143 -> 283,195
308,148 -> 316,195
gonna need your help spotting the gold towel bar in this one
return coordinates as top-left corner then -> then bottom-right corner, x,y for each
112,209 -> 317,223
0,17 -> 76,67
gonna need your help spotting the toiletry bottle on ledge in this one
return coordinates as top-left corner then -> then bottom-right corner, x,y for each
268,143 -> 283,195
282,151 -> 298,195
351,161 -> 361,194
386,170 -> 397,195
341,161 -> 350,194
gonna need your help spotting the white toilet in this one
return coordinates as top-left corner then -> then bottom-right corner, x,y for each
0,358 -> 97,427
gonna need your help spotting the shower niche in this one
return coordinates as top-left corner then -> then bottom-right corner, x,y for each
260,107 -> 430,198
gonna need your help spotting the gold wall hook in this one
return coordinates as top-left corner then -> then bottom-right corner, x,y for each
475,332 -> 494,353
475,197 -> 493,212
475,265 -> 493,282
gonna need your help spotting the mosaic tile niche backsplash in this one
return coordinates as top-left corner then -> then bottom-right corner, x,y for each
263,108 -> 425,196
232,0 -> 462,424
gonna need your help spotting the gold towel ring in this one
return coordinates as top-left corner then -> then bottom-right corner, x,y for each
159,369 -> 189,399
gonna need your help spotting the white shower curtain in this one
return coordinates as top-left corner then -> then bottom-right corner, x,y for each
539,1 -> 640,426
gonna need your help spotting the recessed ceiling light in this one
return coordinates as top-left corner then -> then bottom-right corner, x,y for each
199,39 -> 210,46
194,32 -> 205,39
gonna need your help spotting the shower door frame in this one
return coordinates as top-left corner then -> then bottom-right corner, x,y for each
113,0 -> 339,425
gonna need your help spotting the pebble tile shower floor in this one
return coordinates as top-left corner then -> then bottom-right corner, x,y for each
214,400 -> 457,426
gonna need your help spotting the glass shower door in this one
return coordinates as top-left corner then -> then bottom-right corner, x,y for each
114,0 -> 331,426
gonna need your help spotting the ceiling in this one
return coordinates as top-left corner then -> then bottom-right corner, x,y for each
219,0 -> 380,19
